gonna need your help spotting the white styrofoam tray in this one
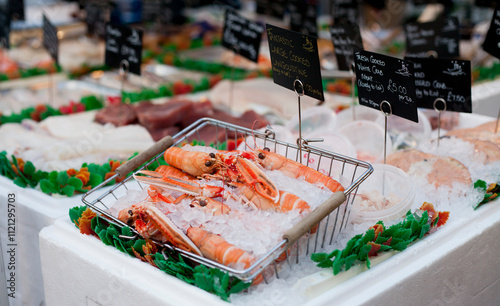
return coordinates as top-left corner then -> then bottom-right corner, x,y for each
38,194 -> 500,306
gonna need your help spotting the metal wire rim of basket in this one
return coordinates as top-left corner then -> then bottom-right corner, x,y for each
82,118 -> 373,284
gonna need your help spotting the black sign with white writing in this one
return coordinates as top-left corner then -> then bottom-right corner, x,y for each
256,0 -> 286,19
354,50 -> 418,122
332,0 -> 358,25
483,7 -> 500,60
0,5 -> 10,48
406,57 -> 471,113
405,17 -> 460,58
475,0 -> 497,8
222,10 -> 264,63
105,23 -> 143,75
43,15 -> 59,65
86,3 -> 107,38
142,0 -> 183,24
331,23 -> 363,71
267,24 -> 324,101
289,1 -> 318,37
9,0 -> 24,21
436,17 -> 460,58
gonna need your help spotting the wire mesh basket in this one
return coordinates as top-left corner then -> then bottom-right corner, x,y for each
82,118 -> 373,284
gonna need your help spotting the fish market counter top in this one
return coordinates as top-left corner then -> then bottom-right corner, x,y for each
39,197 -> 500,305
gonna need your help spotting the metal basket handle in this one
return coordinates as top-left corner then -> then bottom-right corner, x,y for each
283,191 -> 346,248
115,135 -> 174,178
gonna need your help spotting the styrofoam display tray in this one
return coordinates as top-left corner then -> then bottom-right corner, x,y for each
39,197 -> 500,306
0,176 -> 111,306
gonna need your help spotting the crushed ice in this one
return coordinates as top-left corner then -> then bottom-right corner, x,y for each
104,135 -> 498,305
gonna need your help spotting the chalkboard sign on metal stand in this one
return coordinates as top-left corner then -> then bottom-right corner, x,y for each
43,14 -> 59,107
222,10 -> 264,111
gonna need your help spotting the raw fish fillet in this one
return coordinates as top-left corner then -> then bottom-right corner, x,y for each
95,104 -> 137,126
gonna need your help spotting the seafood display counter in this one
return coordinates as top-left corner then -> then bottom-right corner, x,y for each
39,194 -> 500,305
36,112 -> 500,305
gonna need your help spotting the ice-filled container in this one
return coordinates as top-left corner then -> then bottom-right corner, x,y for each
351,164 -> 415,223
375,109 -> 432,150
336,105 -> 384,128
286,106 -> 337,137
338,120 -> 392,163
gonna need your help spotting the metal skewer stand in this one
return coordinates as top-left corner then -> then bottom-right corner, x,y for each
433,97 -> 447,147
379,100 -> 392,197
379,100 -> 392,164
293,79 -> 323,164
229,45 -> 240,112
119,59 -> 129,103
426,50 -> 438,58
350,61 -> 356,121
495,107 -> 499,134
0,38 -> 4,96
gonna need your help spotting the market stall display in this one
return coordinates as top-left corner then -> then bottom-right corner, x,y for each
0,2 -> 499,306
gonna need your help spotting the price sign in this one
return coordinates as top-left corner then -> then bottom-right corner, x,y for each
105,23 -> 143,75
405,17 -> 460,58
289,1 -> 318,37
436,17 -> 460,58
483,7 -> 500,60
354,50 -> 418,122
256,0 -> 287,19
0,5 -> 10,48
331,23 -> 363,71
43,15 -> 59,65
407,57 -> 471,113
267,24 -> 324,101
475,0 -> 497,8
85,2 -> 107,38
332,0 -> 358,25
222,9 -> 264,63
8,0 -> 24,21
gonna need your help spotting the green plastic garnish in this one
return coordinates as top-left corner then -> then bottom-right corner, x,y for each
312,209 -> 432,275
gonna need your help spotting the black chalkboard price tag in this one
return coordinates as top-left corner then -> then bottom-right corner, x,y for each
266,24 -> 324,101
405,17 -> 460,58
289,1 -> 318,37
436,17 -> 460,58
9,0 -> 24,21
354,50 -> 418,122
256,0 -> 286,19
0,5 -> 10,48
475,0 -> 497,8
405,20 -> 439,58
331,23 -> 363,71
105,23 -> 143,75
222,10 -> 264,63
483,7 -> 500,60
332,0 -> 358,25
407,57 -> 472,113
42,15 -> 59,65
86,2 -> 107,38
